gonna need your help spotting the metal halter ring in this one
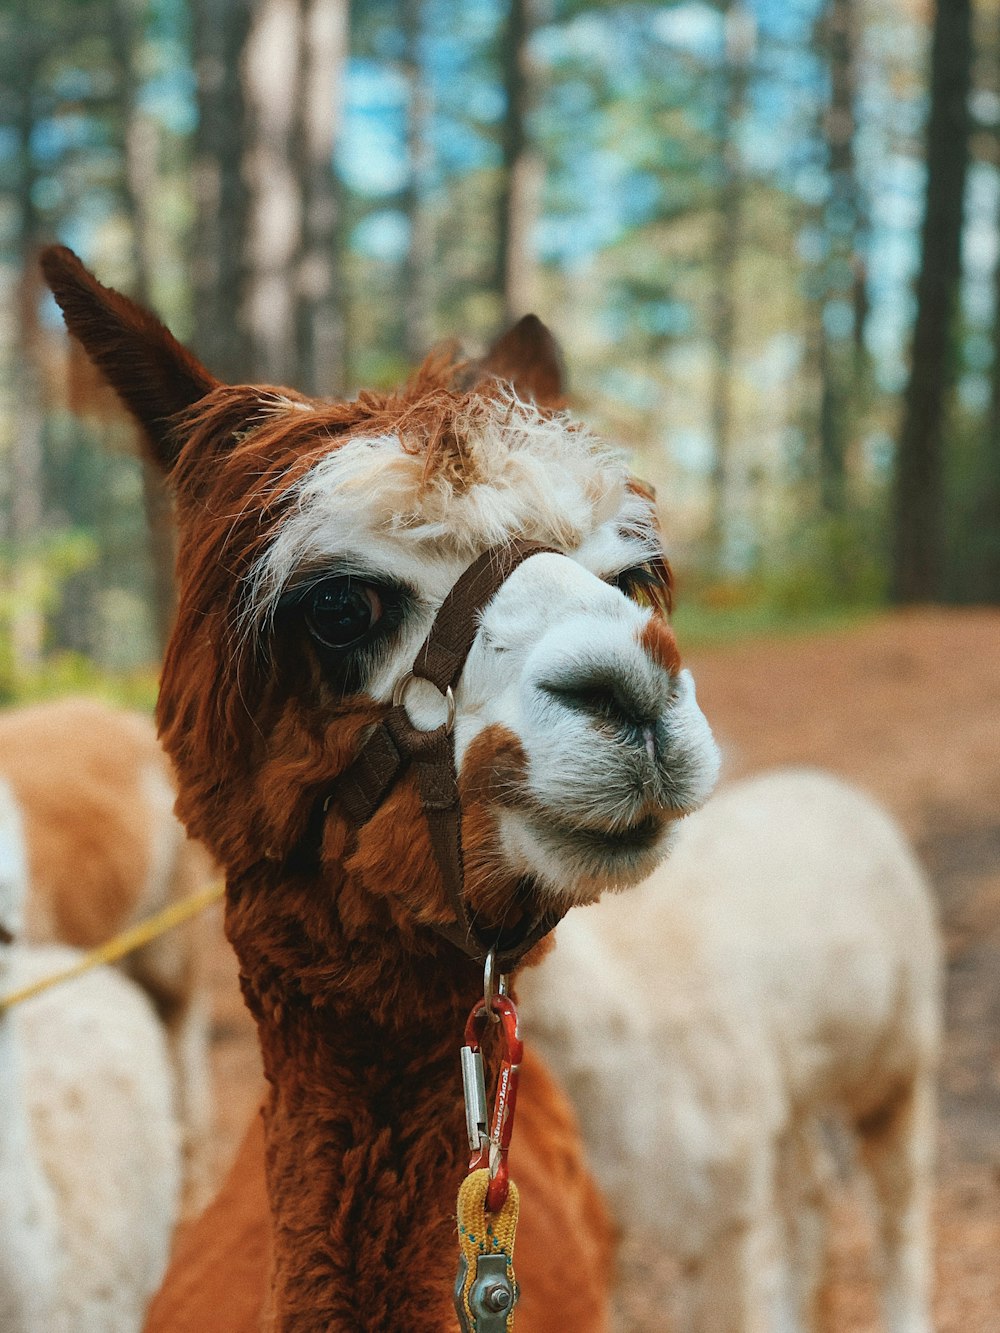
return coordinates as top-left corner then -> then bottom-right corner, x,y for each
392,671 -> 456,735
482,948 -> 509,1025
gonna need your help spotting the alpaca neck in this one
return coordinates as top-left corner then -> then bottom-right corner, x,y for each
232,884 -> 485,1333
0,966 -> 63,1331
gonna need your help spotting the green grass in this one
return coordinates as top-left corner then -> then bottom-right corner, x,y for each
671,598 -> 880,651
1,652 -> 159,712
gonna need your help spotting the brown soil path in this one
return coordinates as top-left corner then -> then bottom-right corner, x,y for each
202,608 -> 1000,1330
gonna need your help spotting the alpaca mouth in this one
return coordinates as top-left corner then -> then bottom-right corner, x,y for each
548,812 -> 663,854
522,808 -> 668,868
490,803 -> 675,907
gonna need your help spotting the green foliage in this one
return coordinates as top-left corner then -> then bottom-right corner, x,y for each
0,523 -> 158,710
763,505 -> 891,613
942,405 -> 1000,604
675,500 -> 889,647
0,651 -> 159,712
672,596 -> 875,651
0,529 -> 97,701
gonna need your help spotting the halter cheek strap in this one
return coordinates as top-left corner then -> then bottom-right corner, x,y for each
334,539 -> 564,971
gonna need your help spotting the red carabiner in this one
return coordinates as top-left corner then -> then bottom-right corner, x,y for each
463,993 -> 523,1212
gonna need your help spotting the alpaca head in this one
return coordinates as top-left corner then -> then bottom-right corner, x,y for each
42,248 -> 718,957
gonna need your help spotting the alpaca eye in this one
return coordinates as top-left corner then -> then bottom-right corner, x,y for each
611,558 -> 673,618
305,578 -> 383,650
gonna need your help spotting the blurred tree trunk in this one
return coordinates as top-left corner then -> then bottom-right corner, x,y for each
191,0 -> 255,383
983,62 -> 1000,602
707,2 -> 753,572
293,0 -> 349,394
892,0 -> 972,603
401,0 -> 435,364
495,0 -> 541,324
244,0 -> 348,390
244,0 -> 305,384
817,0 -> 862,514
109,0 -> 177,657
9,7 -> 45,675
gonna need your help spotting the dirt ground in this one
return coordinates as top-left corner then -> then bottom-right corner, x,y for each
201,607 -> 1000,1330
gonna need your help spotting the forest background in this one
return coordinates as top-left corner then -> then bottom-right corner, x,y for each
0,0 -> 995,704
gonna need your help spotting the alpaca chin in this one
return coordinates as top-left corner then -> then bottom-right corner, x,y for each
495,806 -> 684,907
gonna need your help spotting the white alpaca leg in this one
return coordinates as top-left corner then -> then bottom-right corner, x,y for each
673,1258 -> 703,1333
0,1012 -> 64,1332
128,771 -> 216,1214
168,991 -> 215,1212
122,953 -> 214,1215
776,1119 -> 834,1333
857,1074 -> 936,1333
690,1156 -> 785,1333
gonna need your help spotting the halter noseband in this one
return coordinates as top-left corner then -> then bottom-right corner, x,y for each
295,539 -> 567,972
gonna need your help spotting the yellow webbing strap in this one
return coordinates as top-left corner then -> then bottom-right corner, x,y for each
456,1168 -> 519,1330
0,882 -> 225,1012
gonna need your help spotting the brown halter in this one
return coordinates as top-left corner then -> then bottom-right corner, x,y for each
329,539 -> 565,972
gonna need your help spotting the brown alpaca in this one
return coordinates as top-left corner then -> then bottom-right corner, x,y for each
0,696 -> 215,1211
42,245 -> 719,1331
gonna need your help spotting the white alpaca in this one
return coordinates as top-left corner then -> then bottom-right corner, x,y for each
0,779 -> 181,1332
518,769 -> 942,1333
0,697 -> 215,1211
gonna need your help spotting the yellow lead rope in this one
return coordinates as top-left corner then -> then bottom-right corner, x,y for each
0,882 -> 225,1012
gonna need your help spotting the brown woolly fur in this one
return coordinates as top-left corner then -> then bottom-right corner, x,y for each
42,248 -> 617,1331
640,615 -> 682,676
456,725 -> 532,924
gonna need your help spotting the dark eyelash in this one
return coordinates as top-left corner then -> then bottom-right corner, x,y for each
278,573 -> 409,618
610,557 -> 673,617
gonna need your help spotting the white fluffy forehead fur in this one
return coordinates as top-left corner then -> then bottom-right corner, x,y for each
245,395 -> 664,686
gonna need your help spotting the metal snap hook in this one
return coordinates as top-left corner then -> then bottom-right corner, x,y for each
461,988 -> 523,1211
392,671 -> 456,734
482,948 -> 509,1025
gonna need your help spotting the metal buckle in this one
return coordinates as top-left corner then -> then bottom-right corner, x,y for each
392,670 -> 456,734
482,946 -> 508,1024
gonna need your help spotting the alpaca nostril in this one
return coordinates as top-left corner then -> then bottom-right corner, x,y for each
540,670 -> 660,736
642,724 -> 656,763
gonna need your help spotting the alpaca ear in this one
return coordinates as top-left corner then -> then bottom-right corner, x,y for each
478,314 -> 565,407
40,245 -> 220,472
